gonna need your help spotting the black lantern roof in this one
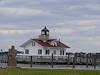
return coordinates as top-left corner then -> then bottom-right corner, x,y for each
41,26 -> 49,32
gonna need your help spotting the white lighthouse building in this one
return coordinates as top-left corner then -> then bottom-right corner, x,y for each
20,26 -> 70,62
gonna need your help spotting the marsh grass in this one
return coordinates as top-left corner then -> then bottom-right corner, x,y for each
0,68 -> 99,75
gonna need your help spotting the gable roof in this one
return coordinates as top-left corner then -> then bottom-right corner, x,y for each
20,39 -> 32,47
32,39 -> 70,48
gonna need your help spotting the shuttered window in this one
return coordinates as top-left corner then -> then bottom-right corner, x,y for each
54,50 -> 56,55
25,49 -> 29,54
38,49 -> 42,55
60,50 -> 64,55
45,50 -> 50,55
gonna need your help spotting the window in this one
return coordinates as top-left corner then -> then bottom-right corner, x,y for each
38,49 -> 42,55
47,31 -> 49,35
25,49 -> 29,54
45,50 -> 50,55
32,42 -> 35,46
41,31 -> 45,35
60,50 -> 64,55
54,50 -> 56,55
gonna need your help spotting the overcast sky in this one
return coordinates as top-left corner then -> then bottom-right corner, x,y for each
0,0 -> 100,53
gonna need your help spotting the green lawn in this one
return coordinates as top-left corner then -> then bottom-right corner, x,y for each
0,68 -> 100,75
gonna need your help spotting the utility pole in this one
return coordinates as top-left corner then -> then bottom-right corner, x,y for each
51,53 -> 54,68
67,53 -> 70,65
72,53 -> 76,68
0,49 -> 3,68
93,54 -> 96,69
86,54 -> 88,68
30,56 -> 33,68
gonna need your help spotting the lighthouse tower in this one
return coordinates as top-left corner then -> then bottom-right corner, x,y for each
39,26 -> 49,40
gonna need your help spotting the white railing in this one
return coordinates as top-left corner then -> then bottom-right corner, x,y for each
16,55 -> 67,62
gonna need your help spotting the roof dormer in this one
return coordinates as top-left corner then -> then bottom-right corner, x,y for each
50,40 -> 58,46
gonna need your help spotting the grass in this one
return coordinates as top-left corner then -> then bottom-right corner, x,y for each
0,68 -> 100,75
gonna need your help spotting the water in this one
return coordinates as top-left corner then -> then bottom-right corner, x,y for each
1,63 -> 100,70
17,64 -> 100,70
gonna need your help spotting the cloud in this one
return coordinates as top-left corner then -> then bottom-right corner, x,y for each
0,29 -> 31,34
0,28 -> 41,35
0,7 -> 49,16
0,0 -> 99,52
